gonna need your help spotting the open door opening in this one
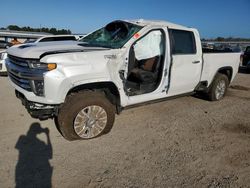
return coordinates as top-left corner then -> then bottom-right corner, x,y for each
125,30 -> 165,96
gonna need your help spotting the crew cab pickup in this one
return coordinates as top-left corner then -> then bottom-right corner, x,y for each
6,20 -> 241,140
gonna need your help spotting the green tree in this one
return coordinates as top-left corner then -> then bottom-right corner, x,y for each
216,37 -> 225,41
7,25 -> 21,31
6,25 -> 72,35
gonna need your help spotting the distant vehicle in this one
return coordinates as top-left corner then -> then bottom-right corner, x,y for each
232,45 -> 242,53
242,46 -> 250,70
24,38 -> 37,43
34,35 -> 77,43
0,40 -> 12,49
24,35 -> 77,43
0,50 -> 7,75
202,43 -> 214,50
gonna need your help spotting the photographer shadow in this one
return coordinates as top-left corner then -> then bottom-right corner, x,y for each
15,123 -> 53,188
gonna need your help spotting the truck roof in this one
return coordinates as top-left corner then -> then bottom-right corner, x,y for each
125,19 -> 193,30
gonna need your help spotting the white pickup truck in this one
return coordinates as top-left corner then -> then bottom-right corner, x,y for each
6,20 -> 240,140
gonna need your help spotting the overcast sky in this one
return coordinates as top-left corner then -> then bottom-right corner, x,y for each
1,0 -> 250,38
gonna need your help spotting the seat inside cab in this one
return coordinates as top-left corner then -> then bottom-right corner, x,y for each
125,30 -> 165,96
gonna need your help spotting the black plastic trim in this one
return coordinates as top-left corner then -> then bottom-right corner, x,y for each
15,90 -> 59,120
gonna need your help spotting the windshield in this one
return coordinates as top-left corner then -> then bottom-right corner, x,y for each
79,21 -> 143,48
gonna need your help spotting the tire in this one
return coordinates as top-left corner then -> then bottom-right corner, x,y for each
208,73 -> 229,101
56,90 -> 115,141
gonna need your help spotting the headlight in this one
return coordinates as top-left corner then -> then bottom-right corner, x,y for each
27,60 -> 57,71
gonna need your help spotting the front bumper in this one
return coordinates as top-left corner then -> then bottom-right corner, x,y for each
15,90 -> 59,120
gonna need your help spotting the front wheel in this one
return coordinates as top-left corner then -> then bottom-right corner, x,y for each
208,73 -> 229,101
56,91 -> 115,141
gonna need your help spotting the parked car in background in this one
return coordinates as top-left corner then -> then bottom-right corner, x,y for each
0,40 -> 12,49
24,38 -> 37,43
34,35 -> 77,43
0,50 -> 7,75
232,45 -> 242,53
24,35 -> 77,44
242,46 -> 250,70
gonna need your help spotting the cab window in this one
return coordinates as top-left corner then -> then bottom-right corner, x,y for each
169,29 -> 196,54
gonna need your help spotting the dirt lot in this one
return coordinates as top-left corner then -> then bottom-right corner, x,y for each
0,70 -> 250,188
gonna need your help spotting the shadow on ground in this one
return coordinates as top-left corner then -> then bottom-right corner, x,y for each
15,123 -> 53,188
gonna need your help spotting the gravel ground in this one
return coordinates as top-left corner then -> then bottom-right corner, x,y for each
0,70 -> 250,188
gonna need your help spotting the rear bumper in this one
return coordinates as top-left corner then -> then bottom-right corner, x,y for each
15,90 -> 59,120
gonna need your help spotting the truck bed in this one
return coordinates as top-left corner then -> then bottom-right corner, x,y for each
201,52 -> 241,85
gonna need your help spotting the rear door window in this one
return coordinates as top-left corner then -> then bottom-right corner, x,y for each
169,29 -> 196,54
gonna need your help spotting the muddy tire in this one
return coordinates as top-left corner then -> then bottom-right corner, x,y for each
56,90 -> 115,141
208,73 -> 229,101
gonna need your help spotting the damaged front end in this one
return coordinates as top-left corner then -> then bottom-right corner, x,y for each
15,90 -> 59,120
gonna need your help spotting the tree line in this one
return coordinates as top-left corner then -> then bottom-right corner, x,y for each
1,25 -> 72,35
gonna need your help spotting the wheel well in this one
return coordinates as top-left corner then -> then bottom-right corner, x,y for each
67,82 -> 121,113
218,67 -> 233,82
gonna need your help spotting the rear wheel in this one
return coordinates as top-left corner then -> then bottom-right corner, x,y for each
56,91 -> 115,140
208,73 -> 229,101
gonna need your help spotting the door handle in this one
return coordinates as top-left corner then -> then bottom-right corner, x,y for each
192,60 -> 200,64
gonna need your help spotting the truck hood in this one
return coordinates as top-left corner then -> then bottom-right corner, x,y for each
6,41 -> 110,59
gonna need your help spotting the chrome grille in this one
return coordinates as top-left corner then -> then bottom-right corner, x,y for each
8,55 -> 29,67
6,55 -> 45,96
8,71 -> 32,91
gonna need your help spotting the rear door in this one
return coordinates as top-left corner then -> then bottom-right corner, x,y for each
167,29 -> 202,95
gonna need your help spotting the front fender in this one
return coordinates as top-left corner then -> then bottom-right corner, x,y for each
44,68 -> 114,104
